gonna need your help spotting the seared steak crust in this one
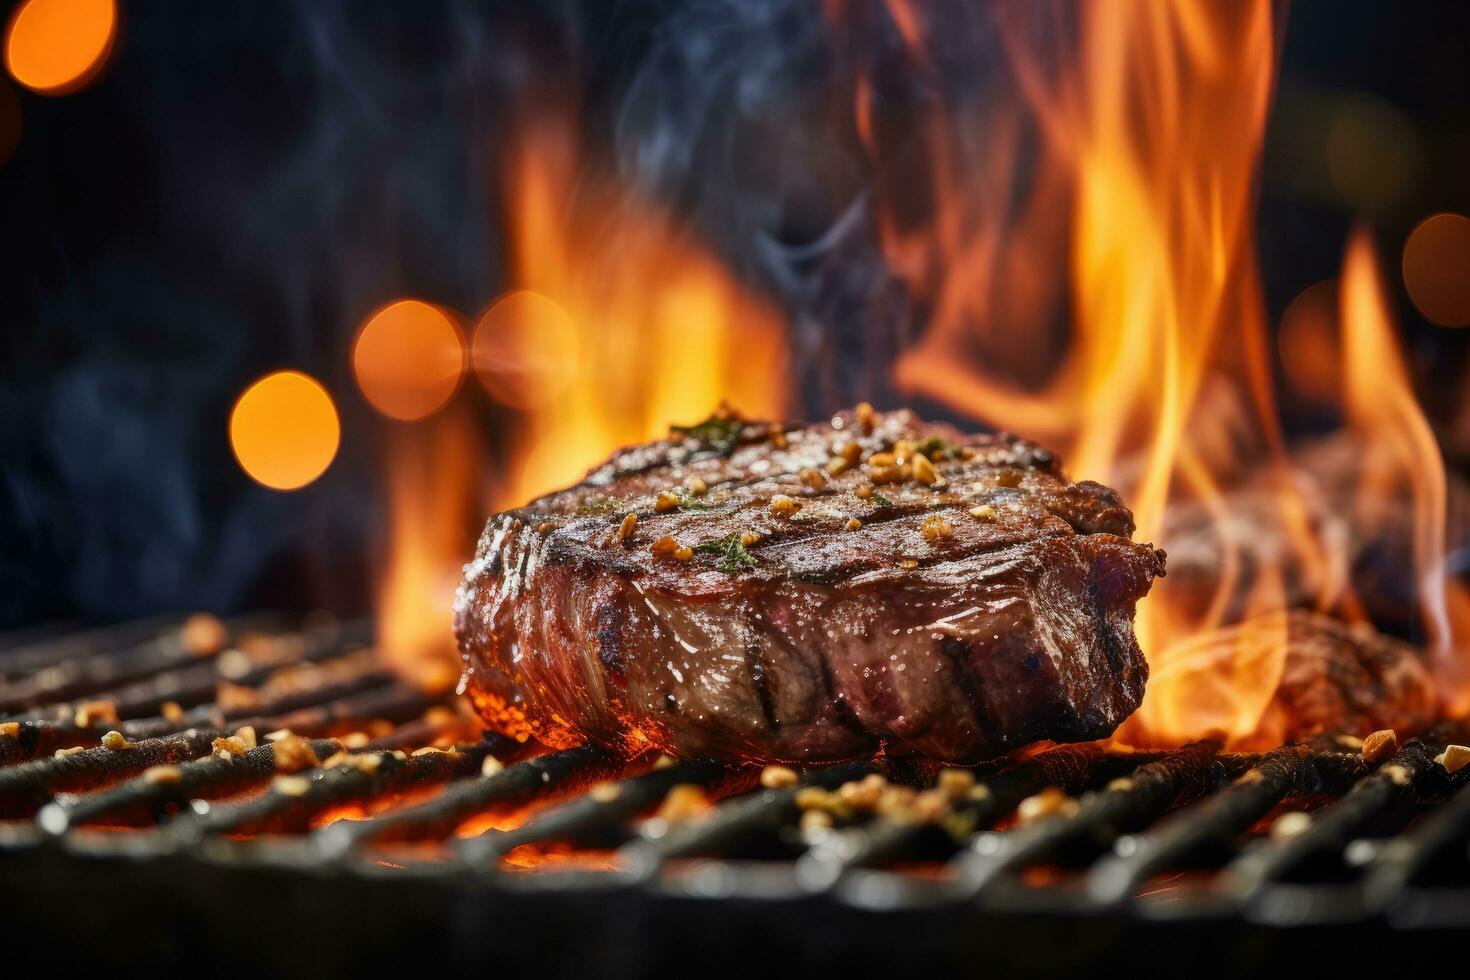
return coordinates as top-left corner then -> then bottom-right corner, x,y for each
454,407 -> 1165,763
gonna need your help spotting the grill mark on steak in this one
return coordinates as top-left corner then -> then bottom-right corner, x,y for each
1086,578 -> 1127,677
746,646 -> 778,731
768,612 -> 868,743
455,406 -> 1164,763
816,664 -> 866,747
937,634 -> 1001,745
739,609 -> 780,732
594,601 -> 628,680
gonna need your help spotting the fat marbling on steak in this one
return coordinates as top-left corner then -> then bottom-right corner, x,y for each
454,405 -> 1166,763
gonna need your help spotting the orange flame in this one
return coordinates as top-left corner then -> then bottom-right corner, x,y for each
1339,229 -> 1470,711
482,114 -> 788,507
377,407 -> 481,694
873,1 -> 1291,741
892,0 -> 1280,547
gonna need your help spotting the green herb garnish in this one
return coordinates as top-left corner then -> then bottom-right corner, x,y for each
871,493 -> 893,508
672,487 -> 716,511
575,496 -> 622,516
914,436 -> 961,460
693,533 -> 758,573
671,412 -> 746,455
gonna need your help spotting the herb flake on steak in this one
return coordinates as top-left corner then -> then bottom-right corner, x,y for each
454,405 -> 1166,764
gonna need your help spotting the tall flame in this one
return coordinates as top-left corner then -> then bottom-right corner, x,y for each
891,1 -> 1282,546
1339,229 -> 1470,710
479,116 -> 788,508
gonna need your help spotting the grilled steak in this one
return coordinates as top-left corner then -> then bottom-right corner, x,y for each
454,405 -> 1166,763
1143,610 -> 1437,749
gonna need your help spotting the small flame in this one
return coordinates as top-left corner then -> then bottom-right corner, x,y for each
486,114 -> 787,506
1141,605 -> 1289,751
377,408 -> 481,694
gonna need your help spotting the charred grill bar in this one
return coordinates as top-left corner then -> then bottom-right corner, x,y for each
3,616 -> 1470,975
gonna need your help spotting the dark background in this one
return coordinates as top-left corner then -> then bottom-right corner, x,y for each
1,0 -> 1466,629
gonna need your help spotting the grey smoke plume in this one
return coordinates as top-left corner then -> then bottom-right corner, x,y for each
610,0 -> 1043,417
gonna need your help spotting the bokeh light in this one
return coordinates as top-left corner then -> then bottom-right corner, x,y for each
471,289 -> 580,409
1277,279 -> 1340,403
229,371 -> 340,491
352,299 -> 466,421
1402,212 -> 1470,328
4,0 -> 116,96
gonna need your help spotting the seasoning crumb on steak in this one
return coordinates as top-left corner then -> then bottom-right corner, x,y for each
453,404 -> 1166,764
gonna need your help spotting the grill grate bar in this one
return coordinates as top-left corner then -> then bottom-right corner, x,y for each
138,664 -> 399,739
1364,754 -> 1470,903
1086,745 -> 1317,905
955,740 -> 1224,898
0,654 -> 398,763
85,642 -> 388,729
359,708 -> 479,751
0,619 -> 87,656
808,744 -> 1178,878
314,744 -> 630,852
0,614 -> 242,681
224,682 -> 443,741
0,728 -> 225,817
0,615 -> 303,714
621,760 -> 874,873
35,737 -> 343,833
0,624 -> 366,727
185,742 -> 491,837
1224,734 -> 1448,904
464,758 -> 754,862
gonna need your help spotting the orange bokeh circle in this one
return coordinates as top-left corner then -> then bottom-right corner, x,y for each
471,290 -> 580,409
352,299 -> 466,421
4,0 -> 116,96
230,371 -> 341,491
1403,213 -> 1470,328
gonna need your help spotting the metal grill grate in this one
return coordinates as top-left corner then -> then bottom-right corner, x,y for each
2,615 -> 1469,975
